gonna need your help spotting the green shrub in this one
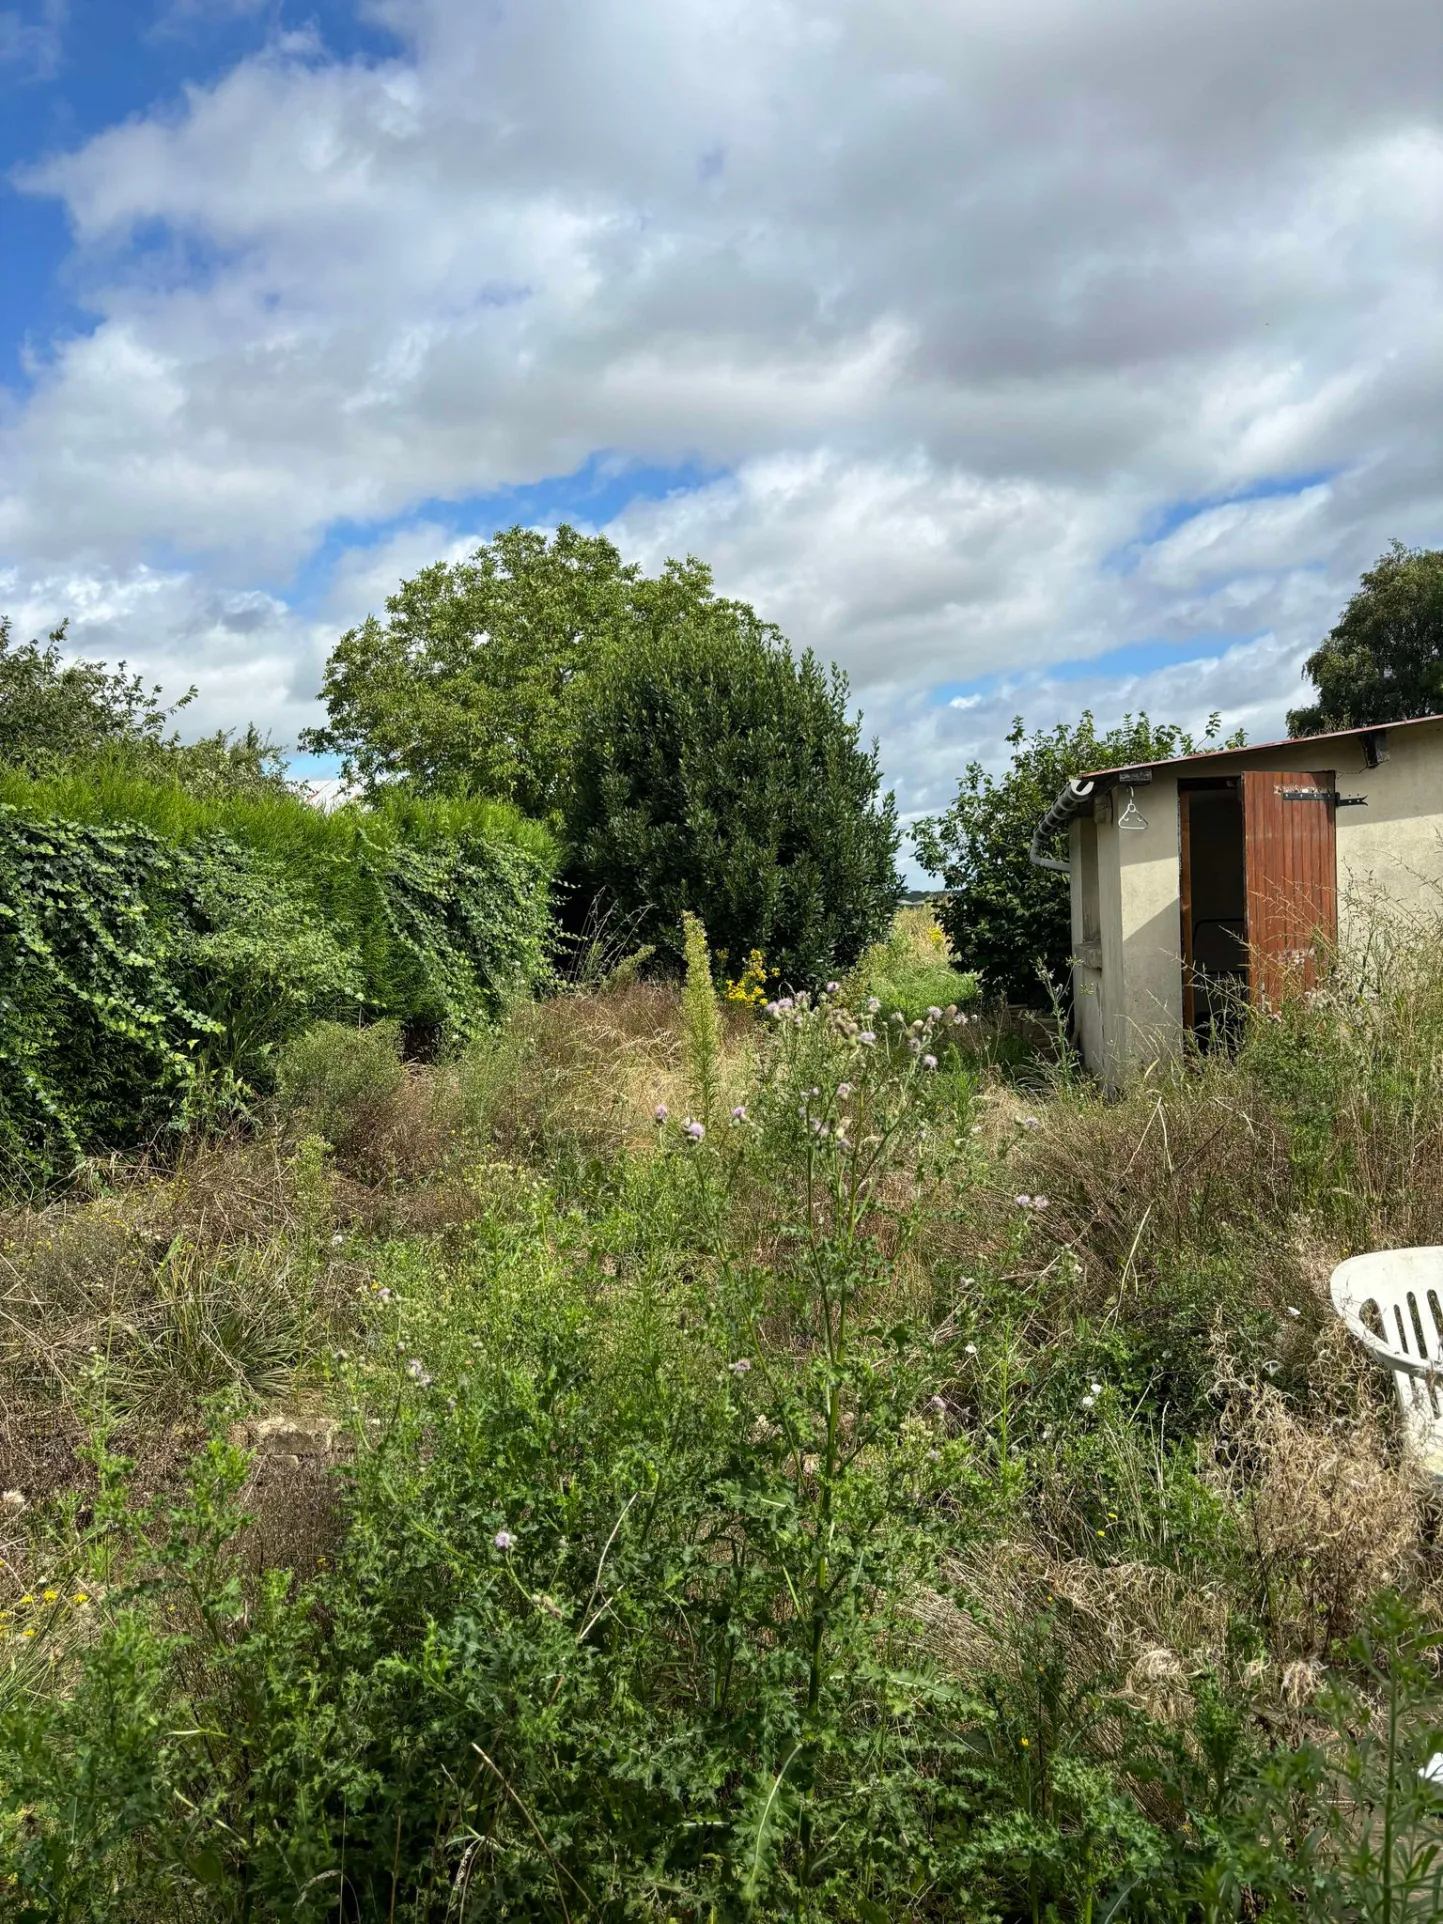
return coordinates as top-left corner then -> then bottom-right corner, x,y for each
0,616 -> 292,797
565,606 -> 902,988
0,808 -> 213,1188
275,1020 -> 405,1148
0,776 -> 556,1191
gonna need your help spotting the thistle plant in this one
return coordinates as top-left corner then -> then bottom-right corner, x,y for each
708,983 -> 975,1906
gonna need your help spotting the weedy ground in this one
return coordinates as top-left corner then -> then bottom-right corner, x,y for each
1,909 -> 1442,1922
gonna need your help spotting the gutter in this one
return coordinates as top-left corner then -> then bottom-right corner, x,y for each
1028,777 -> 1095,874
1028,765 -> 1154,873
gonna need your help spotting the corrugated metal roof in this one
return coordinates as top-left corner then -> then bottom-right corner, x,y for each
1078,710 -> 1443,782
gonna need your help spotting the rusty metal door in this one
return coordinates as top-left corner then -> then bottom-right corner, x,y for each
1241,770 -> 1337,1008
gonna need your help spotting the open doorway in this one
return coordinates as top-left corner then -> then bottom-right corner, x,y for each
1179,779 -> 1247,1039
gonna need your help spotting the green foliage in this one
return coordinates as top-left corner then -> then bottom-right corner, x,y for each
0,617 -> 290,797
8,927 -> 1443,1918
0,809 -> 213,1188
167,837 -> 364,1090
566,609 -> 902,989
1290,541 -> 1443,734
850,905 -> 981,1024
914,710 -> 1241,1005
275,1020 -> 405,1152
0,776 -> 555,1191
0,616 -> 184,773
302,525 -> 716,817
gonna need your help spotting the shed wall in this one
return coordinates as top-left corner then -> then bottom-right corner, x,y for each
1071,721 -> 1443,1083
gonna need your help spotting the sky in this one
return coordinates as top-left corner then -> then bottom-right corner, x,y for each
2,0 -> 1442,874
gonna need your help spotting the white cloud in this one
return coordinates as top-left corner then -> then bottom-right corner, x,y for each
0,0 -> 63,79
1,0 -> 1442,809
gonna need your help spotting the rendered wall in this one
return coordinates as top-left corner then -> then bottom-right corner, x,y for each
1069,720 -> 1443,1083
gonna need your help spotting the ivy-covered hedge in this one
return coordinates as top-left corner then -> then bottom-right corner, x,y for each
0,775 -> 555,1189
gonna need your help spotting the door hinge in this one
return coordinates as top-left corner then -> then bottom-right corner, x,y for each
1276,787 -> 1366,806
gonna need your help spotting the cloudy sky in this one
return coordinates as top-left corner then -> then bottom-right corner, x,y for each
2,0 -> 1441,867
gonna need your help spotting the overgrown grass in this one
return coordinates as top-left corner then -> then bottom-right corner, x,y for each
3,913 -> 1443,1918
849,901 -> 981,1022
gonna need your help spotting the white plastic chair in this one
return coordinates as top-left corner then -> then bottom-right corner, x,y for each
1330,1248 -> 1443,1478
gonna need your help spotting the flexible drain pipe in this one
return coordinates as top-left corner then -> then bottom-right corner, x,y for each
1028,776 -> 1095,874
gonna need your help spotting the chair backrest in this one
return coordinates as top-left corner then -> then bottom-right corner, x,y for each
1330,1247 -> 1443,1464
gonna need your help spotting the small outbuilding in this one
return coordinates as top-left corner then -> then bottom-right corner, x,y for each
1033,713 -> 1443,1085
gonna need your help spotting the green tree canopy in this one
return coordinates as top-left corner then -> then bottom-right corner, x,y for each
0,617 -> 182,767
914,710 -> 1241,1006
301,525 -> 732,818
565,607 -> 902,987
1289,542 -> 1443,735
0,617 -> 287,796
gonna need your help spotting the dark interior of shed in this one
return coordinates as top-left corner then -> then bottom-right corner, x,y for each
1181,779 -> 1247,1036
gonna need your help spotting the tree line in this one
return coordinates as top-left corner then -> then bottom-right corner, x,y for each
5,533 -> 1440,1015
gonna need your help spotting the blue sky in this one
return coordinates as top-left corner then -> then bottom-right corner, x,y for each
3,0 -> 1442,868
0,4 -> 398,386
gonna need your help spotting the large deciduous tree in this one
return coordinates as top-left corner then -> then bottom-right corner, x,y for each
914,710 -> 1239,1006
1289,542 -> 1443,735
302,525 -> 717,818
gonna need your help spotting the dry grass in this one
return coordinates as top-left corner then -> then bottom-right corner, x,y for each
1271,911 -> 1443,1251
1002,1064 -> 1297,1305
1218,1369 -> 1427,1661
464,979 -> 755,1163
914,1529 -> 1232,1735
0,1139 -> 363,1502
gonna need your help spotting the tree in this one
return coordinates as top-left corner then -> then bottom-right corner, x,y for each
301,526 -> 728,818
0,617 -> 183,768
913,710 -> 1240,1006
565,607 -> 902,988
0,617 -> 288,796
1289,542 -> 1443,735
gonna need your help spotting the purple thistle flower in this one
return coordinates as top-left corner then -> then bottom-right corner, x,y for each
729,1358 -> 752,1376
922,1054 -> 938,1070
836,1082 -> 853,1098
683,1118 -> 705,1141
825,980 -> 841,995
927,1006 -> 943,1021
858,1030 -> 876,1046
493,1530 -> 514,1551
730,1104 -> 748,1122
654,1103 -> 669,1124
